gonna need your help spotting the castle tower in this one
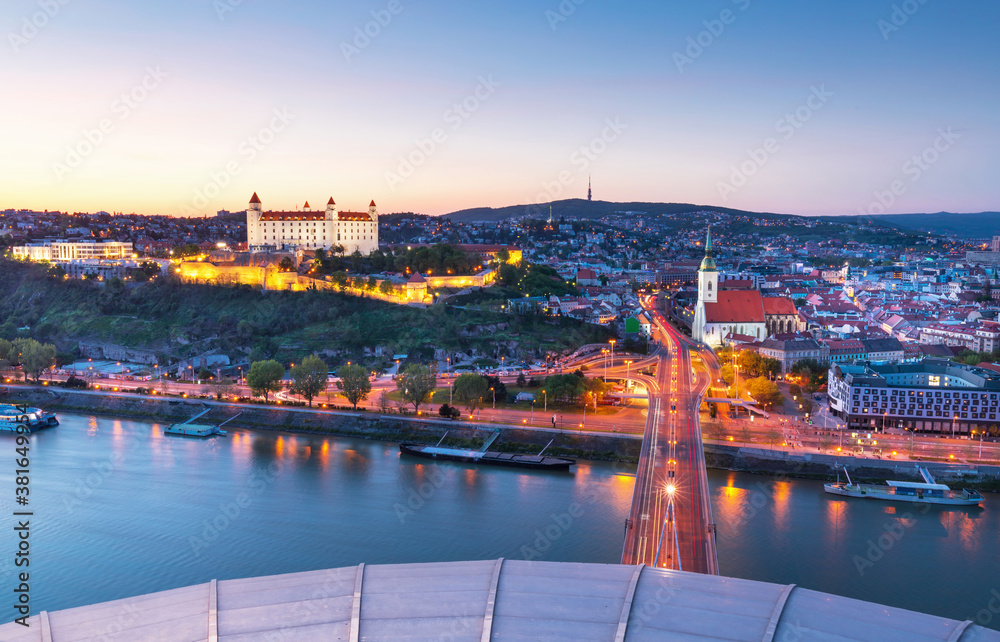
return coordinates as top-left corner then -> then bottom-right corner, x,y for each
303,201 -> 311,212
326,197 -> 338,221
692,227 -> 718,343
368,199 -> 378,223
248,192 -> 262,222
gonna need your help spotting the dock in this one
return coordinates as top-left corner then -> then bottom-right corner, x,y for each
164,408 -> 240,437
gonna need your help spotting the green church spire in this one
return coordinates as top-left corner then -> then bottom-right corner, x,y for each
699,226 -> 717,272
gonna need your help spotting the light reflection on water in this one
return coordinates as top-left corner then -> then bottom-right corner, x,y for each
710,468 -> 1000,629
3,413 -> 998,630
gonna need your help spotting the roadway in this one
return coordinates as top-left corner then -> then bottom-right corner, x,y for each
622,295 -> 718,574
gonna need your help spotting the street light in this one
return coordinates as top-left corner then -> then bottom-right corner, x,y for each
609,339 -> 616,367
624,360 -> 633,391
952,415 -> 958,439
491,387 -> 495,409
542,389 -> 547,412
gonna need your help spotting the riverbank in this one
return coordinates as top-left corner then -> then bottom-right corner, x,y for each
6,387 -> 641,463
15,386 -> 1000,485
705,443 -> 1000,489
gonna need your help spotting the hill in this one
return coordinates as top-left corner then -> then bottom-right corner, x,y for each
865,212 -> 1000,238
443,199 -> 799,224
0,259 -> 610,368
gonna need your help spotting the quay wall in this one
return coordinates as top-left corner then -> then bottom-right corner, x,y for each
6,387 -> 641,463
705,444 -> 1000,484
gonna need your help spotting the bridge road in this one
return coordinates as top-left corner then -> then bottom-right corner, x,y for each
621,301 -> 719,574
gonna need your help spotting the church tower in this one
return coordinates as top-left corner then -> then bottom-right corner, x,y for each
692,227 -> 718,343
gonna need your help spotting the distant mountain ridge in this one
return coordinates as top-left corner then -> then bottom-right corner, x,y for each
443,199 -> 998,238
443,199 -> 797,223
866,212 -> 1000,238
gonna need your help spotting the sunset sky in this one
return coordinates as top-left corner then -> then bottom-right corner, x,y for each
1,0 -> 997,217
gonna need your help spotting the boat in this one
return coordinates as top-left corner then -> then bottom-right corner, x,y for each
399,431 -> 575,471
164,408 -> 240,438
824,466 -> 984,507
0,404 -> 59,433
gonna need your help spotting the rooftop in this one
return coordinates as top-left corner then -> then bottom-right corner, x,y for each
2,560 -> 994,641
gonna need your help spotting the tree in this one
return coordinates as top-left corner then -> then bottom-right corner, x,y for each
744,377 -> 784,409
453,373 -> 490,414
765,429 -> 782,449
336,363 -> 372,410
246,359 -> 284,402
215,379 -> 238,400
439,403 -> 461,419
290,355 -> 328,407
738,424 -> 753,445
278,257 -> 295,272
0,338 -> 11,372
516,372 -> 527,388
13,338 -> 56,382
396,363 -> 437,413
377,390 -> 392,414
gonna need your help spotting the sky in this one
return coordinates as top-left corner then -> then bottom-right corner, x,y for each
1,0 -> 997,217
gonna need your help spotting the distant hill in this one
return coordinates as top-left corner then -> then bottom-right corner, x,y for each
443,199 -> 798,224
865,212 -> 1000,239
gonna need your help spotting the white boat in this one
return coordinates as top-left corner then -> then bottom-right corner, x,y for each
824,466 -> 984,507
0,404 -> 59,433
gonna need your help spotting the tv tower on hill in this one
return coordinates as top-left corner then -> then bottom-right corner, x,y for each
587,175 -> 592,201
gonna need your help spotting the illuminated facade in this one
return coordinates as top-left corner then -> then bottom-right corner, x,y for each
828,359 -> 1000,434
13,240 -> 133,261
246,192 -> 379,255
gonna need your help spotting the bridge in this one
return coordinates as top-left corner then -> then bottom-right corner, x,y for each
621,296 -> 719,573
703,398 -> 771,418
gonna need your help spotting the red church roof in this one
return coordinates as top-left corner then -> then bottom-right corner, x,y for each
705,290 -> 765,324
762,297 -> 798,316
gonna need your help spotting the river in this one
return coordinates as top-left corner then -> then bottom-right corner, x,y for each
3,413 -> 999,630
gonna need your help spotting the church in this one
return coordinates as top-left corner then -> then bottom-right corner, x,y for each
245,192 -> 379,255
691,229 -> 797,347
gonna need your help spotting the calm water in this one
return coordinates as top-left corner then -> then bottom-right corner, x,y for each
2,413 -> 999,630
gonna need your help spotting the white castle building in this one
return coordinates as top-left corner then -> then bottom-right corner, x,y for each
245,192 -> 379,255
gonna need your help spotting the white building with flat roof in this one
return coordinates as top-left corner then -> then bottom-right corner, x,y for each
13,240 -> 133,261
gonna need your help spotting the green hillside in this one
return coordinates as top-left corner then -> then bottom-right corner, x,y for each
0,259 -> 610,366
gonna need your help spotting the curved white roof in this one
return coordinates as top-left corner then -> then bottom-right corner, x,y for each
2,559 -> 996,641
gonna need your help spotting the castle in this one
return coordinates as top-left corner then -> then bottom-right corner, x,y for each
245,192 -> 379,255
